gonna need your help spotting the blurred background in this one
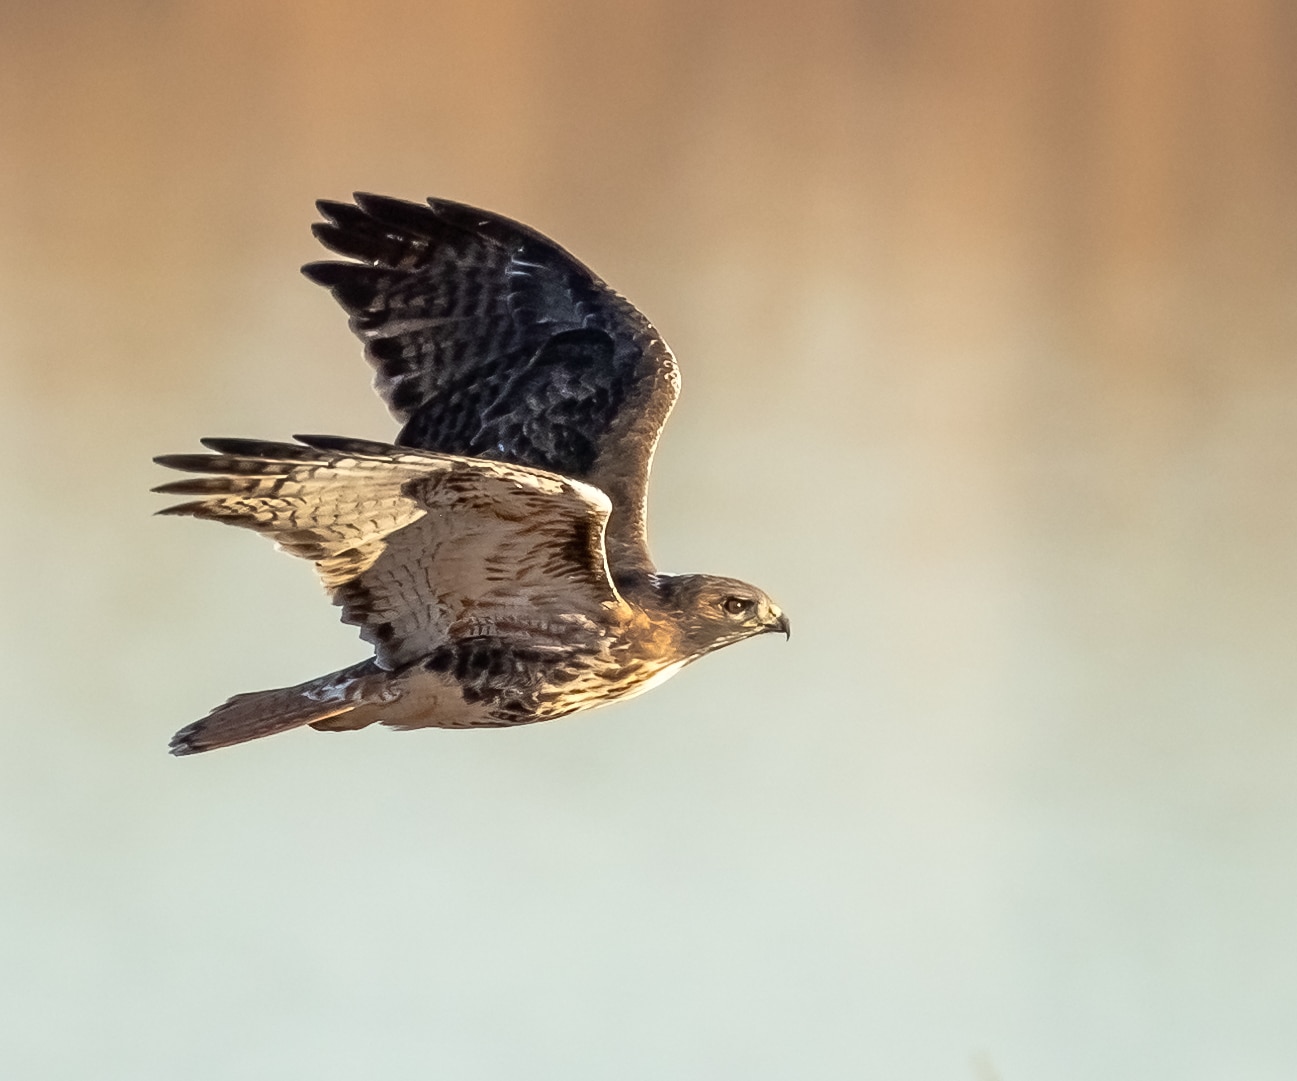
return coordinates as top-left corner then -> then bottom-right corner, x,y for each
2,2 -> 1295,1078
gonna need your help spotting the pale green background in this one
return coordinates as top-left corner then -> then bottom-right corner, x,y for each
2,2 -> 1295,1078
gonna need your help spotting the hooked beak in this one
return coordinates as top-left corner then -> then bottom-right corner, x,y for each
768,612 -> 791,640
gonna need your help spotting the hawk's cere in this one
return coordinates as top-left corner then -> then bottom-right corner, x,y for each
155,194 -> 789,754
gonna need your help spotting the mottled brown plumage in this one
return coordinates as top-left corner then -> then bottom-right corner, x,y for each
157,195 -> 787,754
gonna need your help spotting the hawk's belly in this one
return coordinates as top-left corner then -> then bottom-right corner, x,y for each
536,656 -> 688,718
372,642 -> 688,730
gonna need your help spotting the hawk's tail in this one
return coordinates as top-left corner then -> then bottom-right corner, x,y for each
169,663 -> 379,755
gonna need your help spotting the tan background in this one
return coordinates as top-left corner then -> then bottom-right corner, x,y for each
3,2 -> 1295,1078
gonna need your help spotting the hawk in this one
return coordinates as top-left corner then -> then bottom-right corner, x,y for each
156,194 -> 788,754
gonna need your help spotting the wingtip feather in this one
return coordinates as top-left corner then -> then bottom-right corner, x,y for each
291,433 -> 401,457
301,260 -> 347,285
153,501 -> 205,517
315,197 -> 354,222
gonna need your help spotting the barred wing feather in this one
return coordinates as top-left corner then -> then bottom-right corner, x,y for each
153,436 -> 626,669
301,194 -> 680,574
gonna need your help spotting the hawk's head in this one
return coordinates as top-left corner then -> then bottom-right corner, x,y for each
657,574 -> 790,659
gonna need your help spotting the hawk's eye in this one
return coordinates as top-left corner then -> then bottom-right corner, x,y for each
720,596 -> 754,617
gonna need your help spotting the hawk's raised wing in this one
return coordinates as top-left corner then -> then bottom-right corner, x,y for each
301,194 -> 680,576
153,436 -> 628,669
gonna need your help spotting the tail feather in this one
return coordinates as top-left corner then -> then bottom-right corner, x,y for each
169,664 -> 378,755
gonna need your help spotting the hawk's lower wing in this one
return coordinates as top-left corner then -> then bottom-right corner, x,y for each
153,435 -> 627,668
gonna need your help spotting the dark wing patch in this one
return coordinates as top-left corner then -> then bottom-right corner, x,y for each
302,193 -> 680,574
396,327 -> 630,477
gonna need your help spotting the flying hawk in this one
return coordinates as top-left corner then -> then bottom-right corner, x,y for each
155,194 -> 788,754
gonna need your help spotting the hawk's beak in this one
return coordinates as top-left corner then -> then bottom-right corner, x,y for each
769,612 -> 791,640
